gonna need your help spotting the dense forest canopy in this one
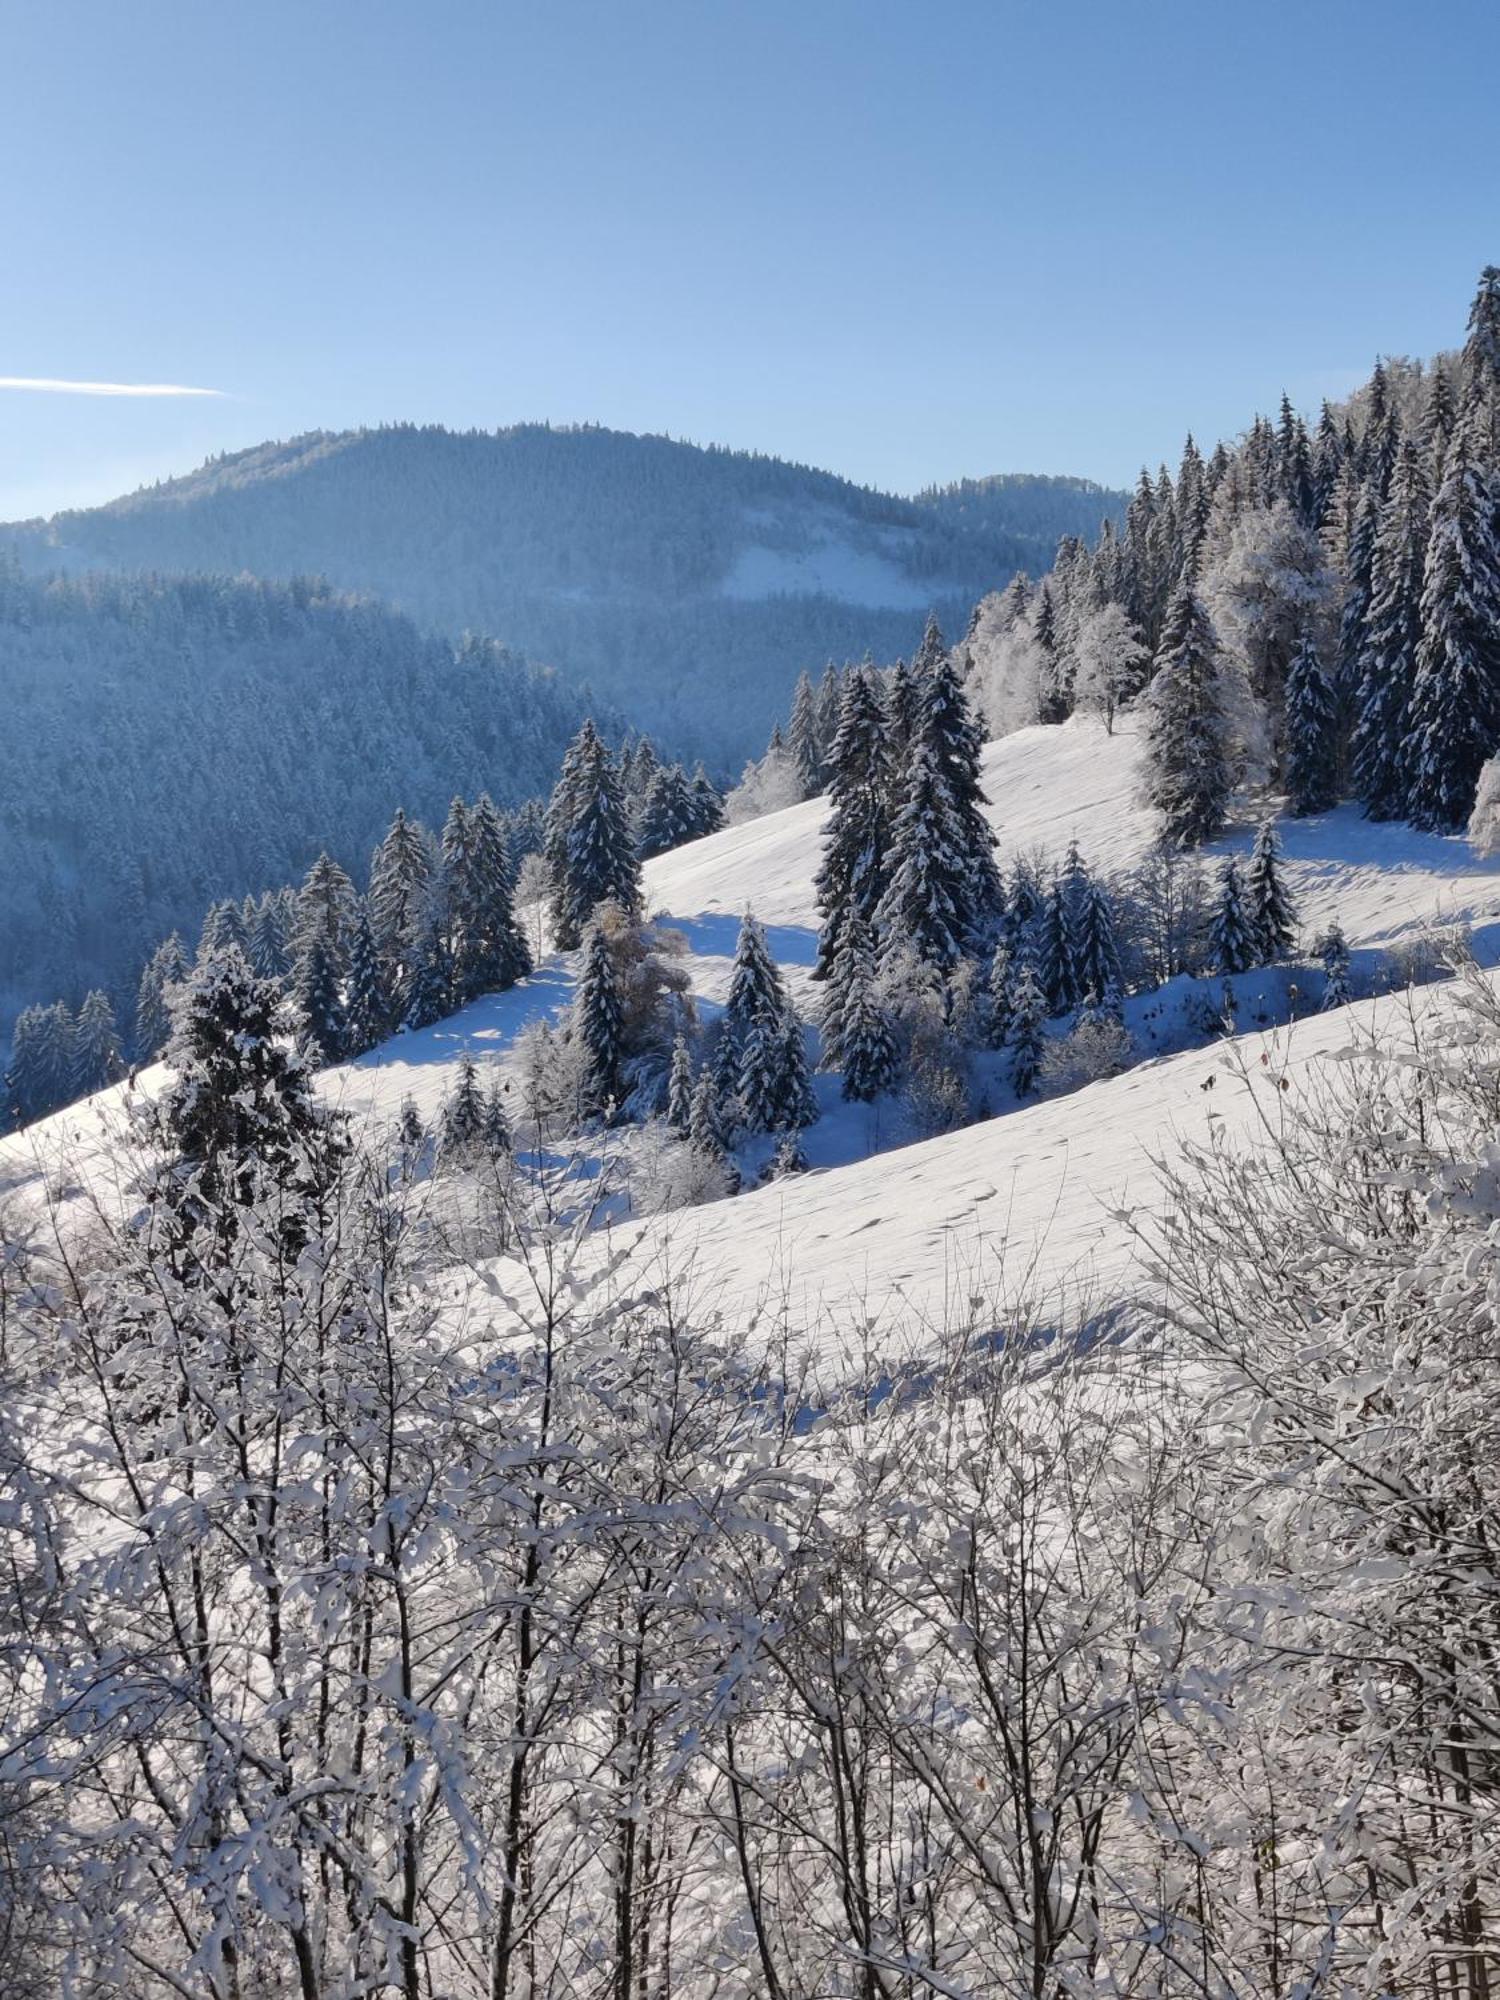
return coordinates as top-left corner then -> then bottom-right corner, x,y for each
0,423 -> 1127,754
0,563 -> 599,1023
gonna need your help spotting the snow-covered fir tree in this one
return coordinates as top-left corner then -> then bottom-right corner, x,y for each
875,742 -> 971,975
1244,820 -> 1297,961
369,806 -> 434,976
159,944 -> 324,1216
689,764 -> 725,836
985,940 -> 1013,1048
1315,921 -> 1352,1008
716,911 -> 791,1087
1006,953 -> 1047,1097
1404,422 -> 1500,831
404,913 -> 453,1030
71,990 -> 123,1096
637,764 -> 699,859
1210,855 -> 1258,974
441,1052 -> 487,1153
574,918 -> 627,1119
666,1031 -> 695,1133
1282,636 -> 1340,815
547,720 -> 642,948
687,1066 -> 736,1188
293,924 -> 349,1066
197,897 -> 248,967
812,666 -> 891,983
787,669 -> 825,800
464,792 -> 532,993
1071,873 -> 1123,1010
1140,582 -> 1234,846
134,932 -> 188,1062
1352,440 -> 1431,819
247,894 -> 292,983
1038,877 -> 1078,1015
838,936 -> 898,1103
346,903 -> 395,1055
295,852 -> 358,961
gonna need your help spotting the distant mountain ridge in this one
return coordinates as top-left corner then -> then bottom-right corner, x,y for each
1,423 -> 1126,757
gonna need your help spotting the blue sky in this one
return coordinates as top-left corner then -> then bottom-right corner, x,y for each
3,0 -> 1498,517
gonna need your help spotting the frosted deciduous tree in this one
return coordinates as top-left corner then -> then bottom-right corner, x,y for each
1073,601 -> 1148,732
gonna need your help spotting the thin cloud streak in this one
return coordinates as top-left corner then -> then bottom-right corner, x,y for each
0,376 -> 225,398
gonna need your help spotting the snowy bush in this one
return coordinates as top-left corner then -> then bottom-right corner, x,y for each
1466,751 -> 1500,856
1037,1008 -> 1133,1094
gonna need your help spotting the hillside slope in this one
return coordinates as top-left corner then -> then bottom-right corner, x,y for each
0,565 -> 598,1020
0,426 -> 1126,758
8,718 -> 1496,1346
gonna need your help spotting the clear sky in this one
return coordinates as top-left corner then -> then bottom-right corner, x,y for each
3,0 -> 1498,518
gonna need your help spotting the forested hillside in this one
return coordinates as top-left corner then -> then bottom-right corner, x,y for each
0,564 -> 597,1021
0,424 -> 1126,754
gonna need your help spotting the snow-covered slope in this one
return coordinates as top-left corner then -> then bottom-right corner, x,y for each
648,717 -> 1500,987
7,718 -> 1498,1350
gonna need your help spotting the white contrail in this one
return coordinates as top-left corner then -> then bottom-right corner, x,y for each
0,376 -> 225,398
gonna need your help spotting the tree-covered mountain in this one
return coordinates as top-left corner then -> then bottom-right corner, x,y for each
1,424 -> 1126,756
0,563 -> 598,1023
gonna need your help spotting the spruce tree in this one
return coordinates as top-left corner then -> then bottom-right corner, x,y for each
1033,586 -> 1067,723
1245,822 -> 1297,960
482,1075 -> 512,1157
719,912 -> 792,1075
197,898 -> 248,968
247,895 -> 291,983
548,724 -> 641,948
442,1053 -> 487,1153
1462,264 -> 1500,456
812,666 -> 892,982
441,796 -> 480,998
839,940 -> 898,1104
1282,638 -> 1340,816
72,990 -> 123,1096
1316,923 -> 1352,1009
1210,857 -> 1257,974
1007,956 -> 1047,1097
1072,876 -> 1123,1008
135,933 -> 187,1062
346,904 -> 395,1055
161,945 -> 323,1215
294,926 -> 349,1066
787,670 -> 824,799
1003,867 -> 1043,955
688,1069 -> 737,1189
666,1032 -> 695,1133
1405,423 -> 1500,832
911,649 -> 1003,937
369,807 -> 433,972
1335,486 -> 1381,697
575,920 -> 627,1119
1038,879 -> 1077,1015
637,765 -> 699,859
985,941 -> 1013,1048
1352,441 -> 1430,819
773,1012 -> 819,1129
1140,582 -> 1234,847
404,915 -> 453,1031
467,792 -> 531,991
296,853 -> 357,961
875,742 -> 969,973
689,765 -> 725,837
